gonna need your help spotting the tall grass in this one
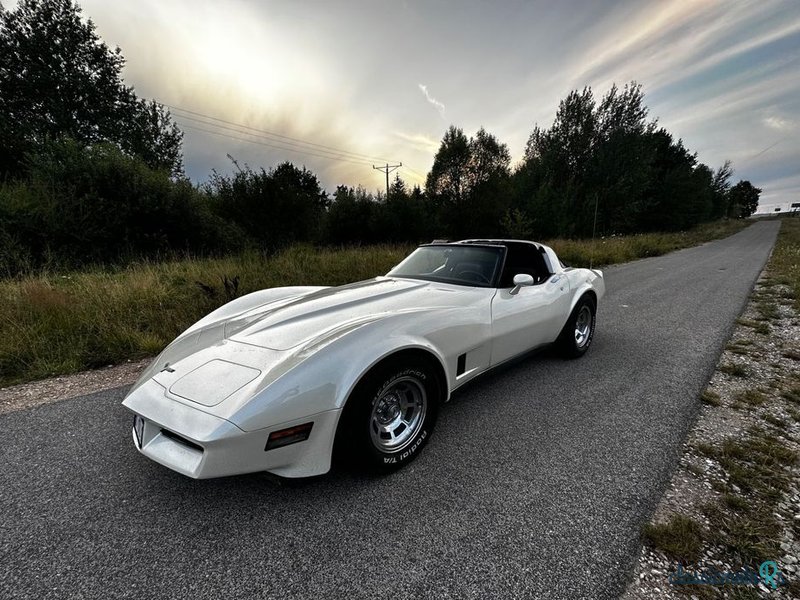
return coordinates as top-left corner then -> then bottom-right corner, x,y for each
769,217 -> 800,310
550,218 -> 748,267
0,220 -> 749,386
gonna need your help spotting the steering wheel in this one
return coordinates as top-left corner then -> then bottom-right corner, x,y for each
458,270 -> 491,284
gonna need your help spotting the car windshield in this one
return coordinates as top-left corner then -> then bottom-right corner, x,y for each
387,245 -> 504,287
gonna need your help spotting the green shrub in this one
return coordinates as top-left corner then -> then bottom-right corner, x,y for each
0,139 -> 244,275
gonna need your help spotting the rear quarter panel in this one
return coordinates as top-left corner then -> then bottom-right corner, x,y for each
564,268 -> 605,313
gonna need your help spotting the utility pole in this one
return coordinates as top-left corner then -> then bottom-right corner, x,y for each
373,162 -> 402,198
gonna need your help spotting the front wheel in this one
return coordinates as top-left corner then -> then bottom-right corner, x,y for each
336,359 -> 440,473
558,295 -> 596,358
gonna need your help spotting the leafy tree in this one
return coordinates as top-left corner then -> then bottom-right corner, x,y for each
686,164 -> 714,225
426,126 -> 511,238
526,87 -> 597,180
118,98 -> 183,176
388,174 -> 407,199
405,185 -> 431,240
373,176 -> 430,243
520,87 -> 600,236
0,0 -> 182,177
468,127 -> 511,188
638,129 -> 699,231
425,126 -> 471,207
520,83 -> 659,236
587,83 -> 660,233
464,128 -> 512,236
596,83 -> 654,138
209,160 -> 328,249
501,208 -> 535,240
710,160 -> 733,219
515,81 -> 742,236
270,161 -> 330,240
324,185 -> 377,244
508,154 -> 564,239
0,138 -> 234,272
728,180 -> 761,218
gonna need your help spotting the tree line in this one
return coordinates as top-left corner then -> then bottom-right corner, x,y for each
0,0 -> 761,276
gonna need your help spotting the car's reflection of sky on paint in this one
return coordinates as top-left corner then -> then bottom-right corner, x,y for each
7,0 -> 797,210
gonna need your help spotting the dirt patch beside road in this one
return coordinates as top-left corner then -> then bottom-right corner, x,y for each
0,358 -> 149,415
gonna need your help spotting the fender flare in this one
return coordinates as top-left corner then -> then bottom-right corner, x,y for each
336,338 -> 451,409
568,285 -> 598,314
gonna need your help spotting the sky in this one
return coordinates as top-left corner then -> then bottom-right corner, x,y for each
23,0 -> 800,211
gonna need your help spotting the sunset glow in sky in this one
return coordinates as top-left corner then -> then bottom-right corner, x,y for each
27,1 -> 800,210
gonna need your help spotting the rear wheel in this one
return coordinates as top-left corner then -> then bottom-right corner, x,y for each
558,295 -> 596,358
336,358 -> 440,473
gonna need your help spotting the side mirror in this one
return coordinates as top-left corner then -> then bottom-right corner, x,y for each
510,273 -> 534,295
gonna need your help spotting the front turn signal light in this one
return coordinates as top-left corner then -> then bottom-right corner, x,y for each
265,422 -> 314,451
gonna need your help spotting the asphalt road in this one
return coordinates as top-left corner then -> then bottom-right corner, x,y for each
0,221 -> 780,600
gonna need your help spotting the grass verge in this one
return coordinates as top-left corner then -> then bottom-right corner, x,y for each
0,219 -> 748,387
550,219 -> 747,267
632,217 -> 800,598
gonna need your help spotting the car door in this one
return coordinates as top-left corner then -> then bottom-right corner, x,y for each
490,273 -> 571,365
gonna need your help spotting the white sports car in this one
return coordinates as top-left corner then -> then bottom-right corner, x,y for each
123,240 -> 605,478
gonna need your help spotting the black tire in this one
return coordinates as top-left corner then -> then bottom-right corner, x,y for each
557,295 -> 596,359
335,357 -> 440,473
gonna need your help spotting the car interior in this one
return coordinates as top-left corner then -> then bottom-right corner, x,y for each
450,241 -> 553,288
451,260 -> 495,284
496,242 -> 553,287
440,248 -> 502,285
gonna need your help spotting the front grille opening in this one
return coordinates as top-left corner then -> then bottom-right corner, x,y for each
160,429 -> 204,453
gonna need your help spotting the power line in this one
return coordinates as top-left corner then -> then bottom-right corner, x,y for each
173,113 -> 374,163
404,165 -> 426,178
173,112 -> 377,163
403,165 -> 425,182
751,139 -> 783,159
399,168 -> 424,186
176,122 -> 376,167
175,119 -> 374,165
163,102 -> 430,187
165,103 -> 392,164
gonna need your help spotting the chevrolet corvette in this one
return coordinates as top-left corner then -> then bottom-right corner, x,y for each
123,239 -> 605,478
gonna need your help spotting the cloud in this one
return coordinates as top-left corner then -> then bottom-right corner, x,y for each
418,84 -> 446,117
758,173 -> 800,210
569,0 -> 715,87
394,131 -> 441,153
663,69 -> 798,128
567,1 -> 800,92
763,172 -> 800,194
763,115 -> 795,131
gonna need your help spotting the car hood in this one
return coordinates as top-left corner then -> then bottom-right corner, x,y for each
126,276 -> 489,422
223,276 -> 475,350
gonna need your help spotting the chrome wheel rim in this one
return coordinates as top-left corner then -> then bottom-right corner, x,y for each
574,305 -> 593,348
369,376 -> 426,452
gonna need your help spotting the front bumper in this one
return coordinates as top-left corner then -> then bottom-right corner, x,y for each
123,379 -> 341,479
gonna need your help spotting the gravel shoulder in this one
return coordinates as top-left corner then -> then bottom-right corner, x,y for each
0,358 -> 149,416
623,224 -> 800,599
